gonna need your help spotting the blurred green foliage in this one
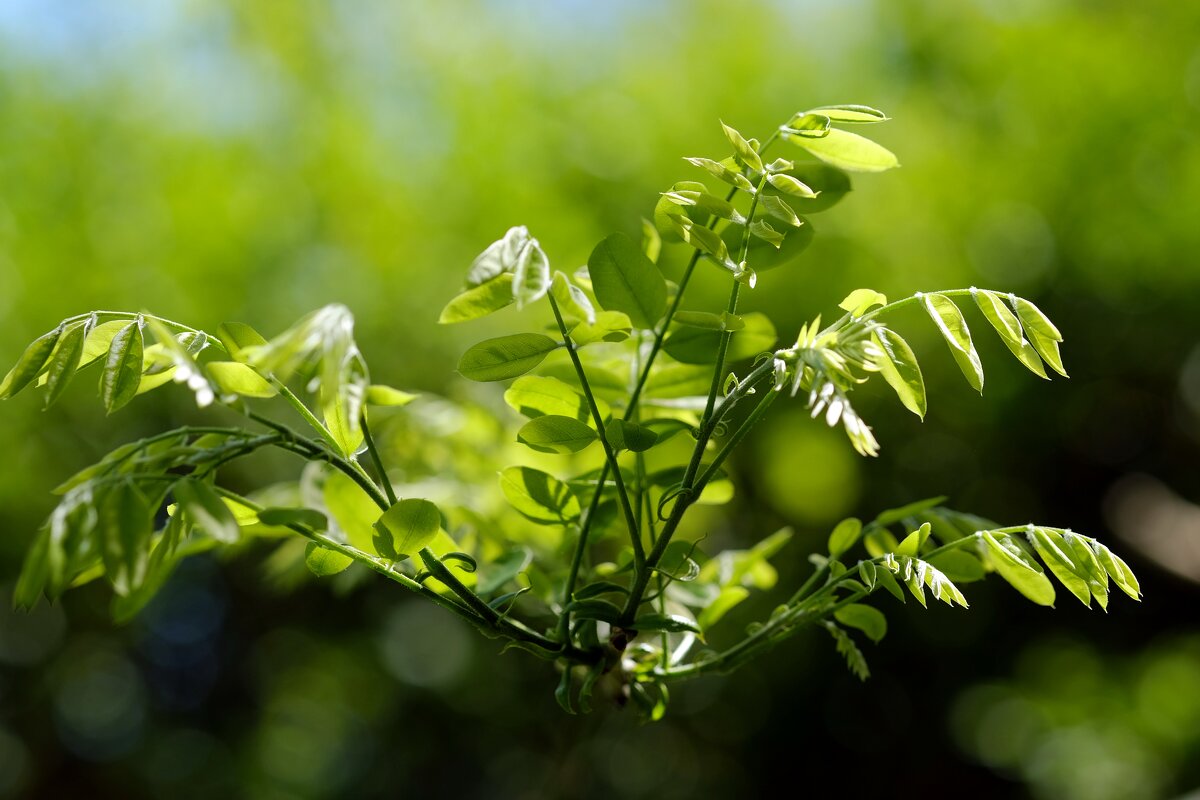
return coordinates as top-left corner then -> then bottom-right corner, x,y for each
1,0 -> 1198,797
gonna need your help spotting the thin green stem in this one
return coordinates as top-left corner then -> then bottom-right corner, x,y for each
858,287 -> 985,323
360,411 -> 397,506
547,292 -> 644,572
270,378 -> 345,454
693,383 -> 777,493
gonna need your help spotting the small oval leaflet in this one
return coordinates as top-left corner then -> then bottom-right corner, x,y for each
458,333 -> 560,382
373,498 -> 441,559
517,415 -> 598,454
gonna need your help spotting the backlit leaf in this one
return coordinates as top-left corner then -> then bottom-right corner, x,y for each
587,232 -> 667,329
100,321 -> 145,413
923,293 -> 984,393
373,498 -> 441,559
499,466 -> 581,525
517,415 -> 598,454
785,127 -> 899,173
458,333 -> 560,382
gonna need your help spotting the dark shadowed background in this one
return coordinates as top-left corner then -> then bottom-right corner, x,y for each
1,1 -> 1199,798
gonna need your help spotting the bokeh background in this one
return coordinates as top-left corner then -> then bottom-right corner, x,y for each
2,1 -> 1199,798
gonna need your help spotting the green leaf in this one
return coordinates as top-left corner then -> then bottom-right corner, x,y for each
173,478 -> 240,544
304,542 -> 353,576
216,322 -> 267,362
1011,296 -> 1068,377
653,540 -> 702,582
971,289 -> 1047,379
1061,531 -> 1109,610
100,322 -> 145,414
827,517 -> 863,558
373,498 -> 441,559
206,361 -> 276,399
982,531 -> 1056,606
929,549 -> 987,583
257,507 -> 329,531
834,603 -> 887,643
825,622 -> 870,680
478,546 -> 534,594
749,220 -> 785,248
759,194 -> 801,227
641,217 -> 662,263
634,612 -> 700,634
668,213 -> 730,262
551,271 -> 595,325
517,415 -> 597,454
42,320 -> 90,408
1091,540 -> 1141,600
697,586 -> 750,631
98,480 -> 152,596
1027,527 -> 1091,607
770,164 -> 851,215
683,157 -> 755,192
499,466 -> 581,525
0,325 -> 63,399
366,384 -> 418,406
504,375 -> 603,425
872,328 -> 926,419
568,597 -> 623,623
439,274 -> 515,324
767,172 -> 818,198
321,350 -> 368,458
512,239 -> 551,308
896,522 -> 932,557
874,564 -> 905,603
784,127 -> 899,173
570,310 -> 633,346
806,104 -> 889,123
587,232 -> 667,329
605,419 -> 658,452
720,215 -> 814,272
839,289 -> 888,316
922,293 -> 984,393
720,120 -> 763,173
322,470 -> 382,553
466,226 -> 531,287
786,112 -> 832,137
458,333 -> 560,382
663,311 -> 777,365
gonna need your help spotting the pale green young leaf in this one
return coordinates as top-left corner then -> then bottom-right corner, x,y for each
551,271 -> 595,325
697,586 -> 750,631
669,213 -> 730,263
304,542 -> 353,577
79,320 -> 133,370
366,385 -> 418,406
458,333 -> 560,382
759,194 -> 801,227
806,104 -> 889,123
439,274 -> 515,324
683,157 -> 755,192
321,471 -> 379,553
929,550 -> 987,583
641,218 -> 661,263
839,289 -> 888,316
173,478 -> 239,544
785,112 -> 832,137
749,219 -> 785,248
206,361 -> 277,399
517,415 -> 597,454
923,293 -> 984,393
1061,531 -> 1109,610
767,172 -> 818,198
513,238 -> 551,308
216,322 -> 268,362
785,127 -> 899,173
466,226 -> 530,287
834,603 -> 887,643
971,288 -> 1048,379
1091,541 -> 1141,600
1011,296 -> 1068,377
0,325 -> 63,399
872,328 -> 927,419
587,232 -> 667,329
499,466 -> 581,525
827,517 -> 862,558
720,120 -> 763,173
1027,527 -> 1091,607
982,531 -> 1056,606
100,321 -> 145,414
373,498 -> 441,559
570,311 -> 633,346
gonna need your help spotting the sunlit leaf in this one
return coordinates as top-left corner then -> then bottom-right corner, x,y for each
587,232 -> 667,329
499,466 -> 581,525
304,542 -> 353,576
373,498 -> 441,559
439,274 -> 515,324
834,603 -> 887,643
785,127 -> 899,173
100,321 -> 145,413
923,293 -> 984,393
458,333 -> 560,382
0,325 -> 63,400
517,415 -> 598,454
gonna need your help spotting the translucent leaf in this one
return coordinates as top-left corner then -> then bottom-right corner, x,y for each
839,289 -> 888,316
1061,531 -> 1109,610
697,586 -> 749,631
504,375 -> 603,426
570,311 -> 633,346
982,531 -> 1056,606
79,320 -> 133,370
834,603 -> 887,643
641,217 -> 661,263
720,120 -> 763,173
872,328 -> 926,419
216,322 -> 267,363
683,157 -> 755,192
206,361 -> 276,399
439,274 -> 515,324
785,127 -> 899,173
827,517 -> 862,558
587,232 -> 667,329
477,546 -> 534,595
767,172 -> 818,198
770,164 -> 851,215
322,470 -> 381,553
304,542 -> 353,577
517,415 -> 598,454
1028,527 -> 1091,607
1091,541 -> 1141,600
457,333 -> 560,382
785,112 -> 832,137
373,498 -> 441,559
759,194 -> 801,227
466,226 -> 530,287
100,322 -> 145,414
0,325 -> 63,399
805,104 -> 889,123
634,612 -> 700,634
499,466 -> 581,525
873,496 -> 947,527
173,478 -> 239,544
922,293 -> 984,393
604,419 -> 657,452
366,385 -> 418,406
667,213 -> 729,262
551,271 -> 595,326
1011,296 -> 1068,377
673,311 -> 742,331
896,522 -> 931,557
749,219 -> 785,248
971,289 -> 1048,379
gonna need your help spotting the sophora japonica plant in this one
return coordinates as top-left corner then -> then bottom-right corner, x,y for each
3,104 -> 1140,720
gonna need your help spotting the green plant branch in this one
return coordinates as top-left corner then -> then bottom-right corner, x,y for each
360,410 -> 398,506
